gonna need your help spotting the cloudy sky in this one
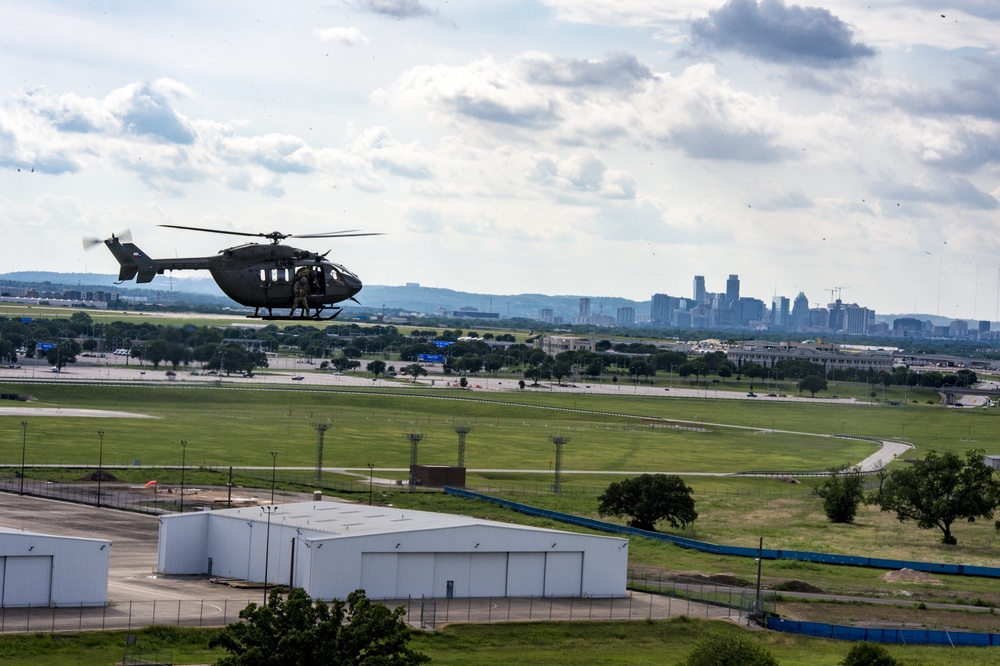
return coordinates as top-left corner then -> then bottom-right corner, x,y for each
2,1 -> 999,320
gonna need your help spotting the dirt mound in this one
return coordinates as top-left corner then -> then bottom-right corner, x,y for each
672,572 -> 752,587
880,568 -> 942,584
707,574 -> 752,587
772,580 -> 823,593
82,470 -> 120,483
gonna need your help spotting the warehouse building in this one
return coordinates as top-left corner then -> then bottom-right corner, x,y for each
0,527 -> 109,607
157,501 -> 627,600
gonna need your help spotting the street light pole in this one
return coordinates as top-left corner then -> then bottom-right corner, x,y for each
97,430 -> 105,508
367,462 -> 374,505
270,451 -> 278,504
19,420 -> 27,496
180,440 -> 187,513
261,505 -> 278,606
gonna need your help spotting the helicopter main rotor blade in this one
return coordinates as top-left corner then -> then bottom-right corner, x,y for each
158,224 -> 276,239
291,231 -> 384,239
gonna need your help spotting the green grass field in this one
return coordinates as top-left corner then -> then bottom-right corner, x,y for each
4,379 -> 1000,661
4,382 -> 995,474
0,618 -> 991,666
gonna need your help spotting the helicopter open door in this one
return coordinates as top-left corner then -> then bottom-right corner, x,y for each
295,264 -> 327,296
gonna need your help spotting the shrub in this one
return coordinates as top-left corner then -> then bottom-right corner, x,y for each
840,642 -> 898,666
683,630 -> 778,666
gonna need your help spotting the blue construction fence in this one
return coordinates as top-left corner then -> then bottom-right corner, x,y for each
768,618 -> 1000,647
443,487 -> 1000,579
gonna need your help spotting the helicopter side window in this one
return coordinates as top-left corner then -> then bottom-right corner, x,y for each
272,267 -> 289,284
260,269 -> 269,285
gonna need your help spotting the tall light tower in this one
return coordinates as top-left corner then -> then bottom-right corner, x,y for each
549,435 -> 571,494
269,451 -> 278,504
313,422 -> 330,481
97,430 -> 105,507
453,425 -> 473,468
404,433 -> 424,488
179,439 -> 188,513
19,420 -> 27,496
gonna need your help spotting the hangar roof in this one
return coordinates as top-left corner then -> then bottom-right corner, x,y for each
0,525 -> 109,544
174,501 -> 624,543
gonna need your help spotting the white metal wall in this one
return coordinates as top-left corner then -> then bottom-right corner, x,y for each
0,531 -> 108,607
157,509 -> 627,601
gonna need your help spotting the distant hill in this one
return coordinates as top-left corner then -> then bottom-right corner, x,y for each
355,284 -> 647,320
0,271 -> 226,296
4,272 -> 988,327
0,272 -> 648,320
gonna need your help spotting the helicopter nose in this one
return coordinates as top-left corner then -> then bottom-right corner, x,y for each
342,272 -> 363,295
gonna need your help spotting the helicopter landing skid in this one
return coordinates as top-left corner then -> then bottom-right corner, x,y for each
251,307 -> 343,321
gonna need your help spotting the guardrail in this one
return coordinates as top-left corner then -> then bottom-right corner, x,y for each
767,618 -> 1000,646
444,487 -> 1000,579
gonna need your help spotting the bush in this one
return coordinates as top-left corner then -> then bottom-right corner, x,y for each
840,642 -> 898,666
683,630 -> 778,666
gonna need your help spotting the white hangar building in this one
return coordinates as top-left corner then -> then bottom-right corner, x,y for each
157,501 -> 628,600
0,527 -> 109,607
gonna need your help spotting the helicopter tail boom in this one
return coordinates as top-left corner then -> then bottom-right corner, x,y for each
105,237 -> 161,283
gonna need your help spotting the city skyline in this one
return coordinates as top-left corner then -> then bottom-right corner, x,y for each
1,3 -> 999,321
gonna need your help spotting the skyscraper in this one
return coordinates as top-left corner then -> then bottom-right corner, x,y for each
693,276 -> 706,304
579,298 -> 591,319
726,274 -> 740,303
771,296 -> 790,328
792,292 -> 810,330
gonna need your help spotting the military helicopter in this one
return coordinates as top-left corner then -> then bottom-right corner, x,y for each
85,225 -> 379,320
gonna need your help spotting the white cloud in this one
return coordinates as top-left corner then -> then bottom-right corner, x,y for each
316,26 -> 369,46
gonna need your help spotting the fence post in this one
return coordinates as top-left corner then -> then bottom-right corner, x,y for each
488,596 -> 492,623
128,600 -> 133,630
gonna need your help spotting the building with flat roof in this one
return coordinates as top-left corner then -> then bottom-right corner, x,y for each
726,340 -> 894,373
0,527 -> 109,607
157,501 -> 627,601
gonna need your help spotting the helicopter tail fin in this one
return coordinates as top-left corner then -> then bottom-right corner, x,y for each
104,237 -> 160,283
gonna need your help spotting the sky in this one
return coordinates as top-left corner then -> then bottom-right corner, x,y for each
1,1 -> 1000,320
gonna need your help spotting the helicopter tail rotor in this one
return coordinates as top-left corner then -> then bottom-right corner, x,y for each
82,228 -> 132,250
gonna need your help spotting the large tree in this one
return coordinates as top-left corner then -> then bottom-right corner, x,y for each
210,588 -> 429,666
598,474 -> 697,532
797,374 -> 828,397
815,466 -> 866,523
869,449 -> 1000,545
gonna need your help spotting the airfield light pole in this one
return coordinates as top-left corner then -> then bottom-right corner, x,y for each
269,451 -> 278,504
453,425 -> 473,468
549,435 -> 571,494
367,462 -> 374,505
261,505 -> 278,606
313,423 -> 330,481
404,433 -> 424,489
97,430 -> 105,508
179,440 -> 187,513
19,420 -> 27,495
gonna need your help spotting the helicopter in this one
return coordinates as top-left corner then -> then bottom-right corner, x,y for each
86,225 -> 379,320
